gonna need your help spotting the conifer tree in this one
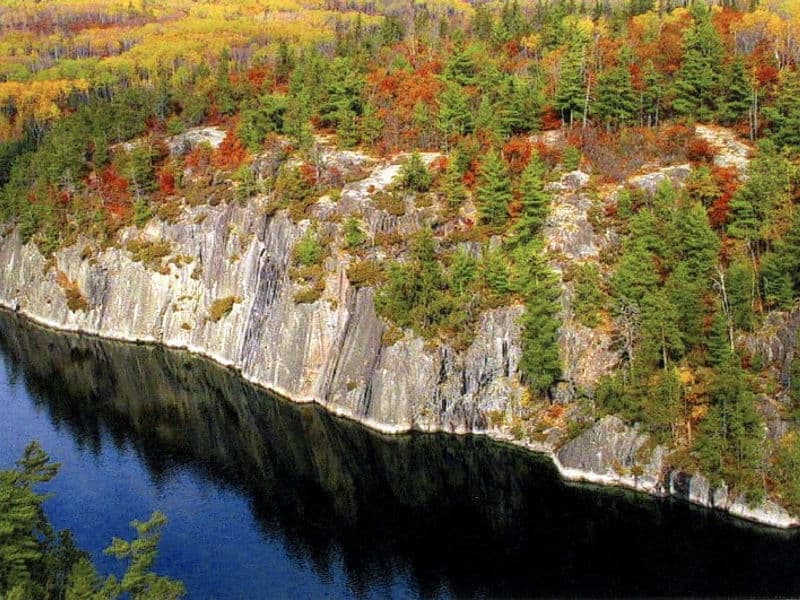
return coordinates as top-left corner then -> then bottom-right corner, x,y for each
674,202 -> 719,280
760,252 -> 793,309
450,247 -> 477,295
444,47 -> 478,86
764,70 -> 800,149
666,262 -> 706,350
554,36 -> 586,127
512,156 -> 551,244
437,82 -> 473,140
475,149 -> 512,226
640,60 -> 665,127
672,2 -> 724,121
440,153 -> 468,213
594,50 -> 638,129
696,354 -> 765,496
718,58 -> 753,125
640,289 -> 685,368
707,307 -> 733,367
518,243 -> 562,396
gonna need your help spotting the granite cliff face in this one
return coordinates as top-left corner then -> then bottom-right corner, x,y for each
0,177 -> 524,437
0,135 -> 795,529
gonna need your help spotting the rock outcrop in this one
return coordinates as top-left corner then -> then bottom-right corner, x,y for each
0,141 -> 793,529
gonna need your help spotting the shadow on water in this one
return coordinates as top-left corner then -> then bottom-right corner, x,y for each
1,311 -> 800,598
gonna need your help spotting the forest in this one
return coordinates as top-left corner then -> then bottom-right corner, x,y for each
2,0 -> 800,518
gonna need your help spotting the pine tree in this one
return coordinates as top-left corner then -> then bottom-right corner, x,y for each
760,252 -> 793,309
640,59 -> 665,127
450,247 -> 477,295
718,58 -> 753,125
666,261 -> 706,350
727,184 -> 760,242
437,82 -> 473,140
215,49 -> 237,116
512,156 -> 551,244
518,243 -> 562,396
707,307 -> 733,367
482,247 -> 512,296
554,36 -> 586,127
612,245 -> 660,307
594,49 -> 638,129
358,101 -> 383,148
727,258 -> 757,331
776,210 -> 800,295
696,354 -> 765,497
103,512 -> 185,600
640,289 -> 685,368
474,95 -> 502,140
440,153 -> 468,214
499,76 -> 541,134
475,149 -> 512,227
444,47 -> 479,86
283,90 -> 313,149
399,151 -> 433,192
673,201 -> 719,280
644,367 -> 683,443
764,70 -> 800,149
672,2 -> 724,121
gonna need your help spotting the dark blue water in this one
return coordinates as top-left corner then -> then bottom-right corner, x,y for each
2,313 -> 800,599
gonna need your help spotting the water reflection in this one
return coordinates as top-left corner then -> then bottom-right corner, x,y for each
1,311 -> 799,598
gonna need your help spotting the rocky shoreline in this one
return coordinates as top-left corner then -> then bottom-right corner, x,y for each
0,130 -> 796,529
0,247 -> 795,530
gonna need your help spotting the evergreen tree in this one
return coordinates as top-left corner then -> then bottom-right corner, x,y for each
554,36 -> 586,127
518,243 -> 562,396
640,289 -> 685,368
374,228 -> 452,337
482,247 -> 512,296
594,49 -> 638,129
685,166 -> 720,208
666,261 -> 706,350
673,201 -> 719,280
573,262 -> 605,328
511,157 -> 551,244
776,210 -> 800,296
729,141 -> 793,244
475,149 -> 512,227
727,258 -> 757,331
474,95 -> 502,140
707,304 -> 733,367
611,245 -> 660,307
444,47 -> 479,86
440,153 -> 468,213
437,82 -> 473,140
103,512 -> 185,600
283,90 -> 313,149
215,49 -> 237,116
764,70 -> 800,149
450,247 -> 478,295
640,60 -> 665,127
239,95 -> 287,151
399,151 -> 433,192
644,367 -> 683,443
718,58 -> 753,125
672,2 -> 724,121
358,101 -> 383,147
696,354 -> 765,497
760,252 -> 793,309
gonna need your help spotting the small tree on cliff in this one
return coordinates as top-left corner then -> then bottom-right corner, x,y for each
476,149 -> 512,227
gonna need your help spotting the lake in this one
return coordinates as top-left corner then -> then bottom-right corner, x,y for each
1,311 -> 799,599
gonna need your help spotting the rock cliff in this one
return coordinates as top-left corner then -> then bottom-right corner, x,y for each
0,139 -> 795,529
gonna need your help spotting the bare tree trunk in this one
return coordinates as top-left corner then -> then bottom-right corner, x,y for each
714,264 -> 735,351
